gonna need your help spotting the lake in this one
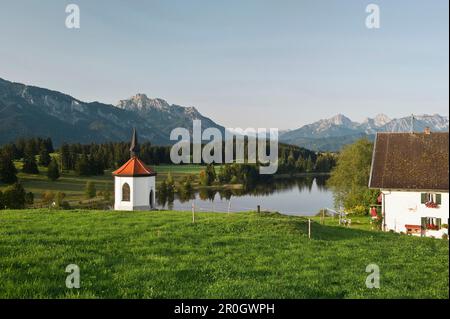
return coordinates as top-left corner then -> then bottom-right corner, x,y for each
156,175 -> 334,216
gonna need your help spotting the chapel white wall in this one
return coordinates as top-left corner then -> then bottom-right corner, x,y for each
114,176 -> 156,211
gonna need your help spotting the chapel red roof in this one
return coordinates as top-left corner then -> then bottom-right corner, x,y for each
112,156 -> 156,177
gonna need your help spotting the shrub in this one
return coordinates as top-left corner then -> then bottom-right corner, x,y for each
60,201 -> 71,209
2,183 -> 26,209
42,191 -> 56,206
103,190 -> 111,202
199,164 -> 216,186
349,205 -> 367,216
25,192 -> 34,205
98,183 -> 111,202
372,216 -> 383,230
230,176 -> 239,184
166,172 -> 175,193
85,181 -> 96,199
55,192 -> 66,208
158,180 -> 168,196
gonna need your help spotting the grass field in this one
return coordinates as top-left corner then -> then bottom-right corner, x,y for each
0,209 -> 448,298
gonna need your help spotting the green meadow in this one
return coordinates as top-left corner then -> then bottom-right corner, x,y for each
0,210 -> 447,298
1,163 -> 203,206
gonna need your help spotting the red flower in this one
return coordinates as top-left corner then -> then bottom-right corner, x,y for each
425,201 -> 439,208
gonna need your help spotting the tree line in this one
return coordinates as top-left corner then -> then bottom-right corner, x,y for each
1,137 -> 336,182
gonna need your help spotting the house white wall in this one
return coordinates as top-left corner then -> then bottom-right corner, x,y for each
114,176 -> 156,211
383,190 -> 449,238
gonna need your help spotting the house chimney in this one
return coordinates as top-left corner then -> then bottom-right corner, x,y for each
424,127 -> 431,135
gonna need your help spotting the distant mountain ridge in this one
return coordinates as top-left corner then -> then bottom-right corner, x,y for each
0,78 -> 224,146
280,113 -> 449,151
1,77 -> 448,152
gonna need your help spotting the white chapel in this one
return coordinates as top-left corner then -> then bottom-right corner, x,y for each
112,129 -> 157,211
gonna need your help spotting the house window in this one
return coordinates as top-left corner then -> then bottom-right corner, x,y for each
421,193 -> 441,208
421,217 -> 442,231
122,183 -> 130,202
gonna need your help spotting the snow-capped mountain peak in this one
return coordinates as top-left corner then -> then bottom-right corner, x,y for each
281,113 -> 449,145
117,93 -> 170,111
373,113 -> 391,126
328,114 -> 353,126
280,113 -> 448,151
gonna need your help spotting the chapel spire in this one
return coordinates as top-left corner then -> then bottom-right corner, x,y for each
129,128 -> 140,158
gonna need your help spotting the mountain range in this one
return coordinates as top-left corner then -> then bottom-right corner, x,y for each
0,78 -> 224,146
0,77 -> 448,151
279,113 -> 449,151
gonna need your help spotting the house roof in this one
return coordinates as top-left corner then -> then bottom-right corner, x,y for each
369,132 -> 449,191
112,156 -> 156,177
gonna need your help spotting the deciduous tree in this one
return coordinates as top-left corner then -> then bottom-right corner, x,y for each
327,139 -> 378,214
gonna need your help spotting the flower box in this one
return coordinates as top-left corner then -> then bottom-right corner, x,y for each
426,224 -> 440,231
425,201 -> 439,208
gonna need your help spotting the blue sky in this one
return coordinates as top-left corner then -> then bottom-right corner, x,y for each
0,0 -> 448,129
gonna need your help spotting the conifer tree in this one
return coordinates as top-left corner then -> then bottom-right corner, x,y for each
0,153 -> 18,184
47,159 -> 60,181
22,153 -> 39,174
38,147 -> 51,167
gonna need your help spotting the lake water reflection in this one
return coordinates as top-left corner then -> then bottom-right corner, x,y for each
156,175 -> 334,216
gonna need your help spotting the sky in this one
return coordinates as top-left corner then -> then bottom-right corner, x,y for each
0,0 -> 448,129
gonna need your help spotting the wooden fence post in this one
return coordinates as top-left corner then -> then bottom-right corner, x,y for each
257,205 -> 260,213
308,219 -> 311,239
192,200 -> 195,223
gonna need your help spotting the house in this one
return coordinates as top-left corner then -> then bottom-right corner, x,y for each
369,129 -> 449,238
112,129 -> 157,211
